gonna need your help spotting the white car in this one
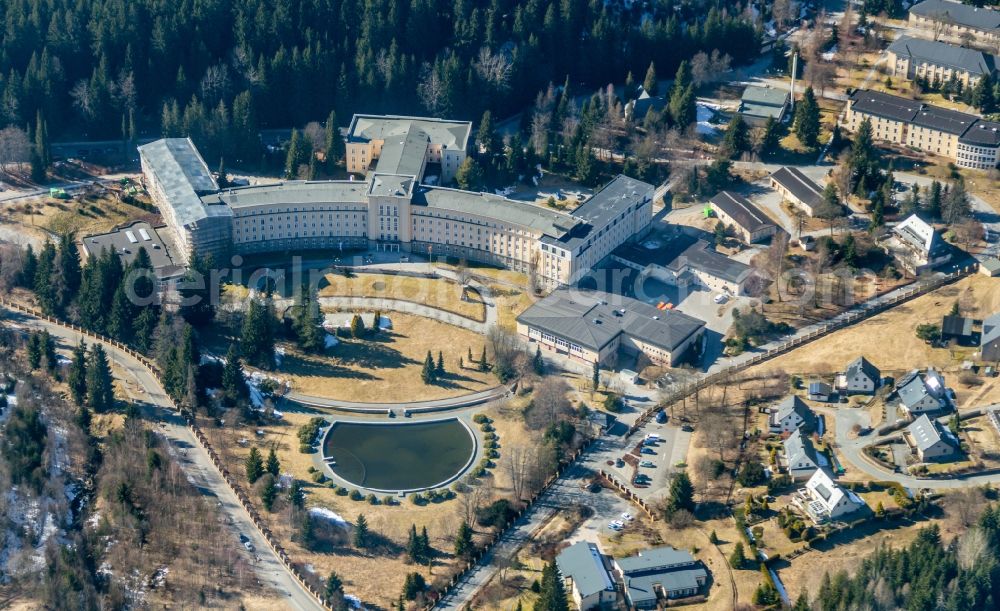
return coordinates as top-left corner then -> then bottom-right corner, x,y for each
713,293 -> 728,304
620,512 -> 634,521
611,519 -> 625,528
607,522 -> 622,531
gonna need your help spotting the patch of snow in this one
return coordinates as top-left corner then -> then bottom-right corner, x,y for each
308,507 -> 349,529
821,46 -> 838,61
345,594 -> 363,609
696,104 -> 720,135
325,333 -> 340,349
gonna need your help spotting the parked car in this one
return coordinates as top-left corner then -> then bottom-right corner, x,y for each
681,424 -> 694,432
641,447 -> 656,455
607,522 -> 622,531
640,460 -> 655,468
244,541 -> 255,552
620,512 -> 634,522
655,411 -> 667,424
713,293 -> 728,304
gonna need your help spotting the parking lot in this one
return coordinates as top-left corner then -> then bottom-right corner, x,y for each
587,420 -> 693,504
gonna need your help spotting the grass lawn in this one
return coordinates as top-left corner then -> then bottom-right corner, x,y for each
279,312 -> 496,402
318,272 -> 486,321
7,192 -> 158,237
489,283 -> 537,329
748,275 -> 1000,378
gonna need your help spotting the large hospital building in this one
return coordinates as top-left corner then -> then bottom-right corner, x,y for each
138,114 -> 654,288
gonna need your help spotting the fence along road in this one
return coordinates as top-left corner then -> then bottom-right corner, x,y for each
0,300 -> 329,611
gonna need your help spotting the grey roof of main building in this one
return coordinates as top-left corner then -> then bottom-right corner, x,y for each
556,542 -> 614,599
201,181 -> 369,209
138,138 -> 223,226
347,114 -> 472,151
411,185 -> 580,236
784,429 -> 820,470
846,356 -> 880,382
374,123 -> 430,176
888,35 -> 999,77
542,175 -> 654,251
771,166 -> 824,210
666,240 -> 752,284
849,89 -> 1000,145
516,289 -> 705,353
910,0 -> 1000,30
710,191 -> 775,233
773,395 -> 815,427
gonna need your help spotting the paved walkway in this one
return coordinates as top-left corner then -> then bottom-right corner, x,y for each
288,384 -> 510,412
2,307 -> 324,611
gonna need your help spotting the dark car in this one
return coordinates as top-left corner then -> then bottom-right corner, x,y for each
681,424 -> 694,432
655,411 -> 667,424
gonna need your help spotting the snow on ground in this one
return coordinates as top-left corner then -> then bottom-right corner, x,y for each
308,507 -> 349,529
821,46 -> 838,61
696,104 -> 720,136
325,333 -> 339,349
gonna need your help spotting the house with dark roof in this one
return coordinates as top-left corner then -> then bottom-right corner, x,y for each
516,289 -> 706,368
837,356 -> 881,395
905,414 -> 960,462
612,546 -> 708,607
769,395 -> 817,434
626,87 -> 667,123
982,313 -> 1000,361
942,315 -> 975,344
709,191 -> 778,244
881,214 -> 953,274
888,35 -> 999,88
612,236 -> 753,296
738,86 -> 790,126
909,0 -> 1000,50
896,368 -> 948,416
770,166 -> 826,217
557,542 -> 617,610
783,429 -> 822,480
845,89 -> 1000,170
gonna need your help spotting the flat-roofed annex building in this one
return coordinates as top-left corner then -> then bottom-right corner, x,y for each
515,289 -> 706,367
908,0 -> 1000,50
845,89 -> 1000,169
139,125 -> 655,288
344,115 -> 472,184
887,35 -> 999,89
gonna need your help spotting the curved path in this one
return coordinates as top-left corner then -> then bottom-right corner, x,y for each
819,405 -> 1000,490
0,306 -> 325,611
288,384 -> 510,412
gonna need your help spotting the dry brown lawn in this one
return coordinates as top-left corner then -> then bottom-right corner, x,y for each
3,192 -> 159,237
278,312 -> 495,402
318,272 -> 486,321
489,284 -> 537,330
749,275 -> 1000,377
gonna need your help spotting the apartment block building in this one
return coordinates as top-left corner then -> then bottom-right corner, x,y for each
844,89 -> 1000,169
138,117 -> 655,288
908,0 -> 1000,50
887,35 -> 999,88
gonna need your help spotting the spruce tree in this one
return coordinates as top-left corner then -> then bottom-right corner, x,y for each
533,345 -> 544,375
260,475 -> 278,511
221,344 -> 250,407
479,346 -> 488,372
288,479 -> 305,509
353,514 -> 370,548
592,361 -> 600,390
55,232 -> 81,311
241,297 -> 276,369
664,470 -> 694,519
68,340 -> 88,406
793,86 -> 821,148
325,572 -> 344,599
729,541 -> 746,568
454,520 -> 474,557
350,314 -> 365,338
285,128 -> 309,178
643,61 -> 658,96
179,254 -> 215,327
436,350 -> 445,375
293,283 -> 324,352
266,447 -> 280,476
422,351 -> 436,384
85,344 -> 114,412
324,110 -> 343,171
245,447 -> 264,483
722,114 -> 750,158
759,117 -> 781,156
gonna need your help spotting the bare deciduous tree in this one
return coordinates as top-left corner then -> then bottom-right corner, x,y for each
474,47 -> 514,91
0,126 -> 30,174
525,377 -> 572,431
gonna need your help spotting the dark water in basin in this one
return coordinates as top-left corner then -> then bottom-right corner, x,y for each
323,419 -> 474,491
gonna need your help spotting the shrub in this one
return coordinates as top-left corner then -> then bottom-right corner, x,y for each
335,486 -> 349,496
349,489 -> 364,501
383,495 -> 395,506
297,417 -> 326,451
472,414 -> 490,424
410,492 -> 424,504
367,494 -> 379,505
480,423 -> 494,432
310,472 -> 327,484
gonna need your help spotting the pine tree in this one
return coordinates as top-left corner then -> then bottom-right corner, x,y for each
245,447 -> 264,483
266,447 -> 280,476
729,541 -> 746,568
455,157 -> 485,190
436,350 -> 445,375
55,232 -> 81,311
260,475 -> 278,511
419,526 -> 430,559
86,344 -> 114,412
18,245 -> 37,289
407,524 -> 422,562
422,351 -> 436,384
792,589 -> 810,610
454,520 -> 474,557
479,346 -> 488,372
26,333 -> 42,370
536,561 -> 569,611
643,61 -> 658,96
353,514 -> 370,548
722,113 -> 750,158
350,314 -> 365,338
324,110 -> 343,171
794,86 -> 821,148
68,340 -> 88,406
241,297 -> 277,369
664,471 -> 694,519
288,479 -> 305,509
107,284 -> 136,344
709,530 -> 719,545
476,110 -> 498,159
533,345 -> 544,375
285,128 -> 309,178
325,572 -> 344,599
221,344 -> 250,407
293,283 -> 324,352
592,361 -> 600,390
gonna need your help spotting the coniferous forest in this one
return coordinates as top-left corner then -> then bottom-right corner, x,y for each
0,0 -> 760,155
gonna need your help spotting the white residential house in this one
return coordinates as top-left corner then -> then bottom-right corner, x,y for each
800,469 -> 867,523
905,414 -> 960,462
783,429 -> 822,481
836,356 -> 881,395
769,395 -> 817,434
896,369 -> 948,416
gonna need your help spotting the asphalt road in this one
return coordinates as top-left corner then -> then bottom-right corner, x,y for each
3,308 -> 325,611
